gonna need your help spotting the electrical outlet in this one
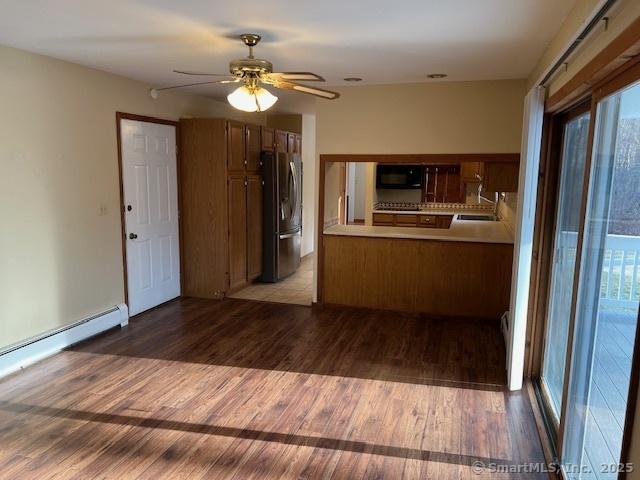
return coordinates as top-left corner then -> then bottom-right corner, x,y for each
99,204 -> 108,216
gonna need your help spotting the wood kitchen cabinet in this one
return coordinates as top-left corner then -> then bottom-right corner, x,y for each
227,120 -> 246,172
287,133 -> 302,154
179,118 -> 302,298
460,162 -> 484,183
261,126 -> 275,151
423,164 -> 463,203
246,175 -> 263,281
292,134 -> 302,154
483,162 -> 520,192
275,129 -> 288,153
245,124 -> 262,173
179,118 -> 229,299
228,174 -> 248,292
372,213 -> 454,229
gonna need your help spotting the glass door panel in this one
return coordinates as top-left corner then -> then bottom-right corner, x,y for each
541,111 -> 591,422
562,80 -> 640,479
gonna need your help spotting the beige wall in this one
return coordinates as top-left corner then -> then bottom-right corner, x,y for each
323,162 -> 342,224
316,80 -> 527,156
317,79 -> 527,224
0,43 -> 261,350
300,114 -> 316,257
266,114 -> 302,134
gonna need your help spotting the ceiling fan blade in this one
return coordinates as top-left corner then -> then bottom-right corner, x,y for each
271,80 -> 340,100
155,78 -> 240,92
267,72 -> 325,82
173,70 -> 233,77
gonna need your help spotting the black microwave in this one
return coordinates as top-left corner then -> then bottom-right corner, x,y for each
376,165 -> 423,189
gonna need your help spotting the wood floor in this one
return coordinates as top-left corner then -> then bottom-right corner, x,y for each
0,298 -> 547,479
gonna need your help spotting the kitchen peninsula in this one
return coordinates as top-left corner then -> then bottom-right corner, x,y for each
318,156 -> 519,319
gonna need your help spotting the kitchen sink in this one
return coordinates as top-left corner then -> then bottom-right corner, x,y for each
457,214 -> 496,221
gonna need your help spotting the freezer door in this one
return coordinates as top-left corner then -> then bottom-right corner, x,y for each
277,154 -> 302,232
277,229 -> 301,280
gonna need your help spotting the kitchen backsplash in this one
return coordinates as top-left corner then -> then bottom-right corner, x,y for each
497,193 -> 517,235
374,201 -> 494,212
376,188 -> 422,203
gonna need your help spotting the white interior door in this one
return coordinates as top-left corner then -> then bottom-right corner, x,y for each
120,119 -> 180,316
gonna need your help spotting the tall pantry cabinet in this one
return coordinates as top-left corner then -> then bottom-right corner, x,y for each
179,119 -> 263,298
179,119 -> 302,299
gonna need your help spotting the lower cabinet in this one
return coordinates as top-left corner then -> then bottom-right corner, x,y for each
372,213 -> 453,229
228,174 -> 248,292
246,175 -> 263,281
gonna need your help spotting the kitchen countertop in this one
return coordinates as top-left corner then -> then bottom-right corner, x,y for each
324,215 -> 514,244
373,208 -> 493,216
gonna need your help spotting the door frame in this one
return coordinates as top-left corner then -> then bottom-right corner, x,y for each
115,112 -> 181,307
530,59 -> 640,475
533,100 -> 592,444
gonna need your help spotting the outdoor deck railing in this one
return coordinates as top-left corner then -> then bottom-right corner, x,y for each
601,234 -> 640,310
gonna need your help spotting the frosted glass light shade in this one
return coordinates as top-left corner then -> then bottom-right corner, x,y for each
227,85 -> 278,112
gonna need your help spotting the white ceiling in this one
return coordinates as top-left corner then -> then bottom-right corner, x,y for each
0,0 -> 577,112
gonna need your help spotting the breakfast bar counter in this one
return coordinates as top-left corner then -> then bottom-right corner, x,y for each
324,215 -> 514,244
320,215 -> 514,318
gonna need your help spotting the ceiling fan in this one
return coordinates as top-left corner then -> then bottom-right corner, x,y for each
150,34 -> 340,112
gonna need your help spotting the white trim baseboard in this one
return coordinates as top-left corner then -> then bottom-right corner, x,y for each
0,304 -> 129,379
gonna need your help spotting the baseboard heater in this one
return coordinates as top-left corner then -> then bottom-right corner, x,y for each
0,304 -> 128,379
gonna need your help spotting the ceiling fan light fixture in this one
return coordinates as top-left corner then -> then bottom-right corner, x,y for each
227,85 -> 278,112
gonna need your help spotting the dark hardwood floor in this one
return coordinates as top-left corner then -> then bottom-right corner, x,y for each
0,298 -> 547,479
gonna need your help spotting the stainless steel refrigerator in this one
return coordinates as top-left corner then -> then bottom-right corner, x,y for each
260,151 -> 302,282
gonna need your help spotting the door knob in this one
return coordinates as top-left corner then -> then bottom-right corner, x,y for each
129,233 -> 138,239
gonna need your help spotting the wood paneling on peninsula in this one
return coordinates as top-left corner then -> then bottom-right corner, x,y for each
322,235 -> 513,318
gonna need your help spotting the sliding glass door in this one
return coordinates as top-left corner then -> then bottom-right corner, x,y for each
561,79 -> 640,479
537,67 -> 640,479
541,108 -> 591,423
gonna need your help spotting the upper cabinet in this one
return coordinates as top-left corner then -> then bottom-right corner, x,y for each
245,124 -> 262,173
275,129 -> 288,153
423,164 -> 463,203
461,162 -> 484,184
227,120 -> 246,172
287,133 -> 297,153
483,162 -> 520,192
261,126 -> 275,151
459,159 -> 519,192
291,133 -> 302,154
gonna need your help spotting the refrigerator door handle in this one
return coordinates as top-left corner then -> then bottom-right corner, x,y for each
290,160 -> 299,222
279,232 -> 299,240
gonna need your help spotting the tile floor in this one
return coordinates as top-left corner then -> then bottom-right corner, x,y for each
229,254 -> 314,306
